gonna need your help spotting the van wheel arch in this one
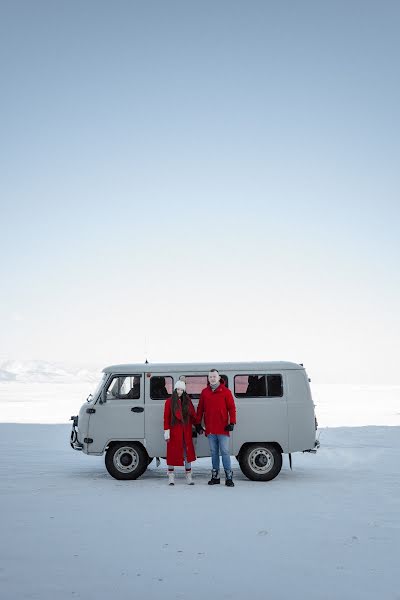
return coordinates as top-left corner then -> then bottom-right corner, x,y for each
238,442 -> 283,482
105,441 -> 149,480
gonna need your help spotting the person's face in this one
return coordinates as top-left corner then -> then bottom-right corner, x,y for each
208,371 -> 220,386
176,388 -> 184,397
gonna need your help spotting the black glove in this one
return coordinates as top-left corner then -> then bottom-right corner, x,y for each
195,424 -> 205,435
224,423 -> 234,432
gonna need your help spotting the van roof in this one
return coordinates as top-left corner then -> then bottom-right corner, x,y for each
102,361 -> 304,374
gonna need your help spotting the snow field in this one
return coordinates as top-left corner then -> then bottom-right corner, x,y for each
0,383 -> 399,599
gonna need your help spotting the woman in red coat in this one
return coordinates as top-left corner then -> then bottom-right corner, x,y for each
163,380 -> 197,485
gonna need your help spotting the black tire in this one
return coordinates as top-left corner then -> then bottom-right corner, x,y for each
105,442 -> 149,480
239,443 -> 282,481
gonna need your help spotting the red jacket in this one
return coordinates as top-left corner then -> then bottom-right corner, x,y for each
163,396 -> 197,466
196,381 -> 236,436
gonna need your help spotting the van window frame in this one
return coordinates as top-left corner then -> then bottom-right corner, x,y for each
103,373 -> 143,402
149,375 -> 174,400
233,373 -> 283,398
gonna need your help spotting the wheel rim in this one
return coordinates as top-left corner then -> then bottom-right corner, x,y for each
113,446 -> 139,473
248,448 -> 274,474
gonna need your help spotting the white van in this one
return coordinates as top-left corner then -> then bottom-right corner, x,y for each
70,361 -> 319,482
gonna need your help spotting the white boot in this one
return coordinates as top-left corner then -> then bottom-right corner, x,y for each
185,470 -> 194,485
168,471 -> 175,485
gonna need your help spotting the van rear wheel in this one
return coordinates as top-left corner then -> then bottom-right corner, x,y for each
105,442 -> 148,480
239,444 -> 282,481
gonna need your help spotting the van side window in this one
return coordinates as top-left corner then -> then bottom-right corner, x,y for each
234,375 -> 283,398
150,376 -> 173,399
184,375 -> 208,399
235,375 -> 266,397
106,376 -> 140,400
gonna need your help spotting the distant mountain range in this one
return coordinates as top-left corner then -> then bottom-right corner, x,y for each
0,360 -> 101,383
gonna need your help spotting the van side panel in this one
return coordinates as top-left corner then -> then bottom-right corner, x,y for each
144,371 -> 290,457
286,371 -> 316,452
232,375 -> 289,454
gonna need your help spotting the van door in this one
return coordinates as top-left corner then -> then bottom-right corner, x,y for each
286,370 -> 316,451
144,372 -> 213,459
144,373 -> 174,458
87,373 -> 145,454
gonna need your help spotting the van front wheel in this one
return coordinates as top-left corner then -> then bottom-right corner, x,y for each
239,444 -> 282,481
105,442 -> 149,480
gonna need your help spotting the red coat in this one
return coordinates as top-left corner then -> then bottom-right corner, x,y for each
196,381 -> 236,436
163,396 -> 197,466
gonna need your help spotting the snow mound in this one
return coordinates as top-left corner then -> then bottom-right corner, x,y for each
0,360 -> 100,384
0,369 -> 17,381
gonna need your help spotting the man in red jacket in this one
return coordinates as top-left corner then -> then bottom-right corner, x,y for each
196,368 -> 236,487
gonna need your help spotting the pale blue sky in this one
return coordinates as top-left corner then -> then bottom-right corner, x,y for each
1,1 -> 399,383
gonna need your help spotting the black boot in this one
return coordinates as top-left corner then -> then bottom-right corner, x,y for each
208,469 -> 220,485
225,470 -> 234,487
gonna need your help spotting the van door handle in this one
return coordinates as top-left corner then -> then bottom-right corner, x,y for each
131,407 -> 144,413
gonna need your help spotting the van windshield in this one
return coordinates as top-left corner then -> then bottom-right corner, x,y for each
86,373 -> 107,402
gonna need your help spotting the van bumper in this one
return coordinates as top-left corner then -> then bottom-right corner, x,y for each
70,416 -> 84,451
303,439 -> 320,454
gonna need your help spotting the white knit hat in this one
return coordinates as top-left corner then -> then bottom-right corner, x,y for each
174,380 -> 186,391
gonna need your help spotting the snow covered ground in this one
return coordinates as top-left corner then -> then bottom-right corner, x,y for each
1,379 -> 399,599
